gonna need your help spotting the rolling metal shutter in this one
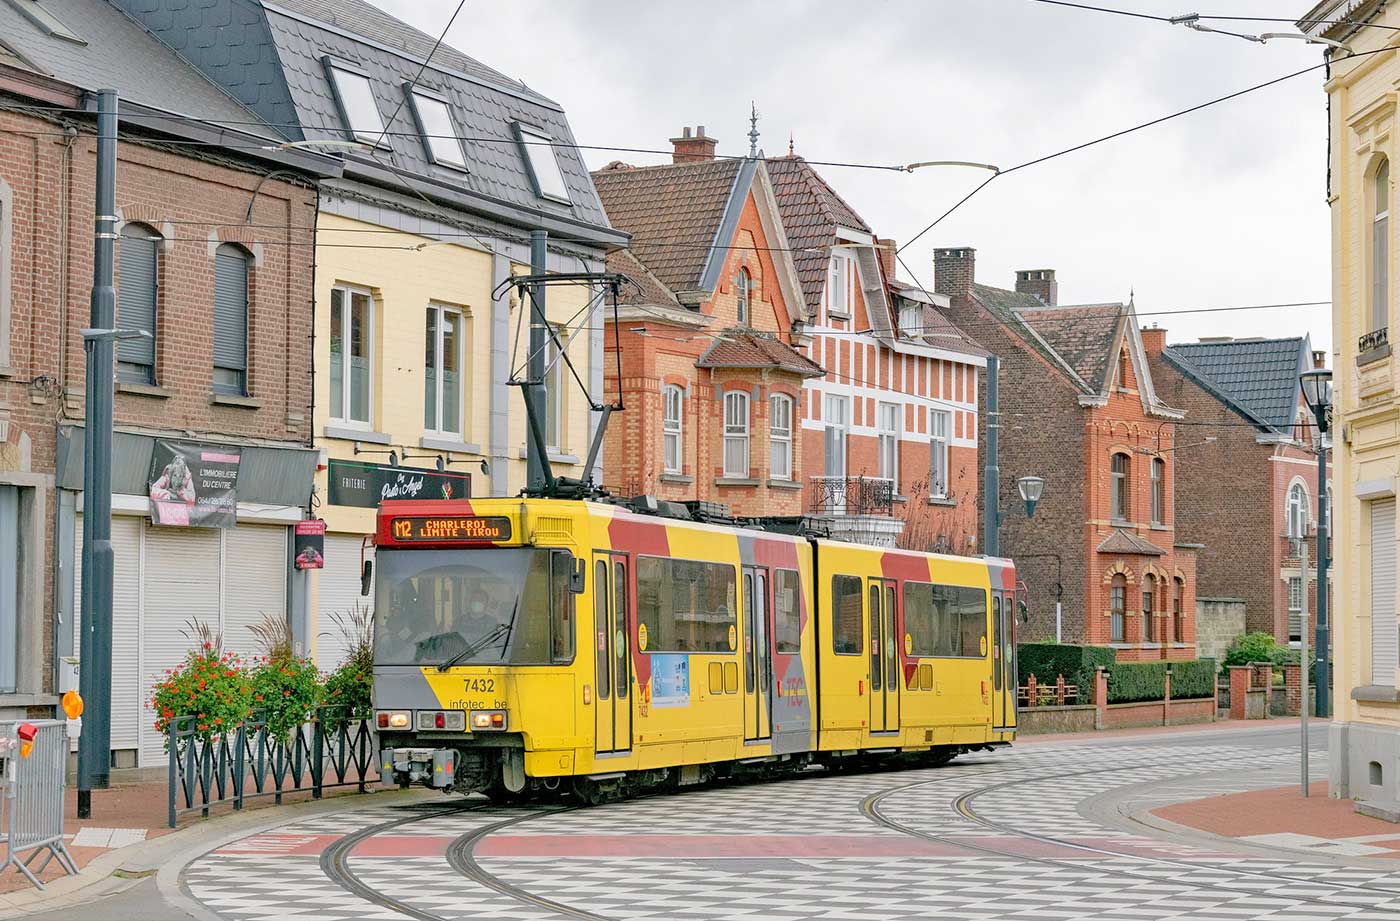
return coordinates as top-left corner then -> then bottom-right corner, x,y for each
73,515 -> 142,755
213,246 -> 248,382
222,525 -> 287,659
117,232 -> 157,368
315,534 -> 373,670
1372,498 -> 1397,687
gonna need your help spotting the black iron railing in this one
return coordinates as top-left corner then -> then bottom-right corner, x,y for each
1360,326 -> 1389,355
809,475 -> 896,517
167,705 -> 376,827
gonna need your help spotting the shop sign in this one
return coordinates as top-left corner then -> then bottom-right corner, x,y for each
148,440 -> 241,528
326,460 -> 469,508
293,520 -> 326,570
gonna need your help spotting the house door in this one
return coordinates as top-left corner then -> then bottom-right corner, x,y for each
593,554 -> 632,755
868,578 -> 899,734
742,566 -> 772,741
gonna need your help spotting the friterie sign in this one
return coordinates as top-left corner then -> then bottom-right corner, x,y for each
389,515 -> 512,542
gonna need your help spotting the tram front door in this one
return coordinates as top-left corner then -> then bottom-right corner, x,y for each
868,578 -> 900,734
742,566 -> 772,742
593,554 -> 632,755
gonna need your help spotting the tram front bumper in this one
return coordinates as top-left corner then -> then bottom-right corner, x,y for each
381,747 -> 456,789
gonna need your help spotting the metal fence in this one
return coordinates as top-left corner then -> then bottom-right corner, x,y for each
168,706 -> 377,828
0,720 -> 77,890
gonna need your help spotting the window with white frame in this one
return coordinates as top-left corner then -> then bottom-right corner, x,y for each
824,394 -> 849,477
662,385 -> 684,474
543,329 -> 564,449
330,284 -> 374,426
723,391 -> 750,478
424,304 -> 466,435
899,303 -> 923,341
1288,576 -> 1304,642
735,267 -> 751,326
1375,158 -> 1390,335
770,393 -> 793,480
878,402 -> 900,490
1287,482 -> 1310,539
325,60 -> 385,144
1150,457 -> 1165,525
929,408 -> 951,499
1110,452 -> 1131,521
827,252 -> 850,320
409,90 -> 467,169
515,123 -> 572,204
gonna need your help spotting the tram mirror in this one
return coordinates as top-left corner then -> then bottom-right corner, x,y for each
360,559 -> 373,597
1017,600 -> 1029,623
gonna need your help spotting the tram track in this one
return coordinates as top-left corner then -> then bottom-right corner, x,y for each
862,754 -> 1400,917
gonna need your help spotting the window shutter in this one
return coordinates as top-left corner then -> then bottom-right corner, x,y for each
1372,498 -> 1397,686
214,247 -> 249,379
117,233 -> 157,367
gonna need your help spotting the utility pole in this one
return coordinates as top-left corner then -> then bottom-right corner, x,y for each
78,89 -> 118,819
1315,439 -> 1329,718
984,355 -> 1000,557
525,230 -> 548,494
1300,538 -> 1310,797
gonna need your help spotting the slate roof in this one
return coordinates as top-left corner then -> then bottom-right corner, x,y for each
1096,529 -> 1166,556
0,0 -> 269,127
592,159 -> 743,296
767,156 -> 872,314
696,331 -> 824,378
1019,303 -> 1126,392
1162,337 -> 1308,433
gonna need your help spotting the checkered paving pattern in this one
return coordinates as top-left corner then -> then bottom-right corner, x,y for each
184,735 -> 1400,920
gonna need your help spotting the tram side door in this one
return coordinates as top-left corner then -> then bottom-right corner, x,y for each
741,566 -> 773,742
992,590 -> 1017,731
868,578 -> 899,734
593,554 -> 632,755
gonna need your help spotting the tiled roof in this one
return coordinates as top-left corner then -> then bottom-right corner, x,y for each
767,156 -> 872,314
696,331 -> 824,378
591,160 -> 743,296
1018,303 -> 1126,392
1162,337 -> 1307,433
887,283 -> 989,358
1096,529 -> 1166,556
970,284 -> 1094,390
606,249 -> 681,309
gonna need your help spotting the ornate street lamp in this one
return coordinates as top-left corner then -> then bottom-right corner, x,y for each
1017,475 -> 1045,520
1299,366 -> 1332,718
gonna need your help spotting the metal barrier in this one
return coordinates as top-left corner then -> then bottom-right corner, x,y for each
168,706 -> 377,828
0,720 -> 78,890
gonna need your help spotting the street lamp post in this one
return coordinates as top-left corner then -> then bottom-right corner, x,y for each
1300,367 -> 1332,718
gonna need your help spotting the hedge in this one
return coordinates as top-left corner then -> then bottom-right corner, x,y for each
1170,658 -> 1216,700
1107,661 -> 1169,704
1018,643 -> 1115,696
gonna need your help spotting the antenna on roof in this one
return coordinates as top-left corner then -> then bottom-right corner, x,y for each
749,102 -> 760,159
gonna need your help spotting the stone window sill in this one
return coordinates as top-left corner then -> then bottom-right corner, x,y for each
325,425 -> 389,444
210,393 -> 262,409
660,473 -> 694,485
1352,684 -> 1400,703
0,364 -> 17,380
927,496 -> 957,507
715,477 -> 759,487
0,693 -> 58,709
514,447 -> 580,465
420,435 -> 482,454
117,381 -> 171,399
767,479 -> 802,490
1110,518 -> 1133,528
1358,343 -> 1392,367
1149,523 -> 1170,531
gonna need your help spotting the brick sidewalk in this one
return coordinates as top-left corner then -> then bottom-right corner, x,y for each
1016,715 -> 1301,745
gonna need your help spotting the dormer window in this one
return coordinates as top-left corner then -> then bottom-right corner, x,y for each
408,88 -> 467,170
324,59 -> 385,145
899,303 -> 923,341
515,123 -> 572,204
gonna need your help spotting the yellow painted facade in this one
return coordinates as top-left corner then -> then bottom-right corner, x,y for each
308,212 -> 598,664
1311,0 -> 1400,802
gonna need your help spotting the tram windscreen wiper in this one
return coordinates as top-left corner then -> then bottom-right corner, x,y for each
435,599 -> 520,672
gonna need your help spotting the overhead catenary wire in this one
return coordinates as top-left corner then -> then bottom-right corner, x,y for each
1021,0 -> 1400,32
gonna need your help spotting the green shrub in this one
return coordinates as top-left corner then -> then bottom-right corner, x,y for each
1108,661 -> 1169,703
1169,659 -> 1216,699
1221,632 -> 1281,670
1018,643 -> 1115,697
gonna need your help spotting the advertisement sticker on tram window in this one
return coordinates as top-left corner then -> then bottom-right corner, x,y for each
390,516 -> 512,542
727,625 -> 737,651
904,633 -> 913,656
293,519 -> 326,570
637,623 -> 648,652
148,440 -> 241,528
650,654 -> 690,708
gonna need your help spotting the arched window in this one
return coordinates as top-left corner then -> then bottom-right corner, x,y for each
735,267 -> 751,326
769,393 -> 793,481
1111,452 -> 1131,521
662,384 -> 684,474
1375,158 -> 1390,335
1287,481 -> 1310,539
1173,577 -> 1185,643
1142,574 -> 1156,643
214,243 -> 251,396
723,390 -> 750,478
1110,573 -> 1127,643
1150,457 -> 1165,525
117,223 -> 161,384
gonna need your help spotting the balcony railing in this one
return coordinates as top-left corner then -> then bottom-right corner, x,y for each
809,475 -> 895,517
1359,326 -> 1389,355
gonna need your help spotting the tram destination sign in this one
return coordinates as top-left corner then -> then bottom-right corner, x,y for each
390,515 -> 512,543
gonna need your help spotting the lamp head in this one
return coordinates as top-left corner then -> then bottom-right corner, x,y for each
1017,475 -> 1045,519
1300,368 -> 1333,432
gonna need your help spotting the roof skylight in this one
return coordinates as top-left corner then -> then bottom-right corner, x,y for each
5,0 -> 84,44
409,89 -> 467,170
515,123 -> 571,204
324,59 -> 385,145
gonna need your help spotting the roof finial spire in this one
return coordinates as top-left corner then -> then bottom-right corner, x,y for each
748,101 -> 760,159
788,130 -> 794,157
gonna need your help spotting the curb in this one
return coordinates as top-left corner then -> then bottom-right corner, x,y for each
0,786 -> 437,919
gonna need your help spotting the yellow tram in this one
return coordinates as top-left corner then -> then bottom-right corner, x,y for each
372,496 -> 1018,802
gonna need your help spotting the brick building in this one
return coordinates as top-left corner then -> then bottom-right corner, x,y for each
0,0 -> 336,764
939,251 -> 1198,660
592,129 -> 822,517
766,156 -> 986,550
1150,334 -> 1331,645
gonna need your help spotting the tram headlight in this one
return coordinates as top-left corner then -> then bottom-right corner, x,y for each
470,710 -> 507,731
377,710 -> 411,729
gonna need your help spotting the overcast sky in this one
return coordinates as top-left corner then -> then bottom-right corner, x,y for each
378,0 -> 1333,353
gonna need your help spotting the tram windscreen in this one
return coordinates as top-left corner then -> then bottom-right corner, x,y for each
373,549 -> 574,666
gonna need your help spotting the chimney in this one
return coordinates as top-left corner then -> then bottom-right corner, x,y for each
934,247 -> 976,300
875,238 -> 897,280
670,125 -> 717,163
1015,268 -> 1058,306
1312,348 -> 1326,369
1141,324 -> 1166,357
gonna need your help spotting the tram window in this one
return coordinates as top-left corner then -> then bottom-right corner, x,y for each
831,575 -> 863,655
957,589 -> 988,657
614,560 -> 629,699
551,552 -> 575,663
774,569 -> 801,653
902,582 -> 987,658
744,573 -> 756,693
595,560 -> 610,700
636,556 -> 736,653
869,585 -> 882,691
